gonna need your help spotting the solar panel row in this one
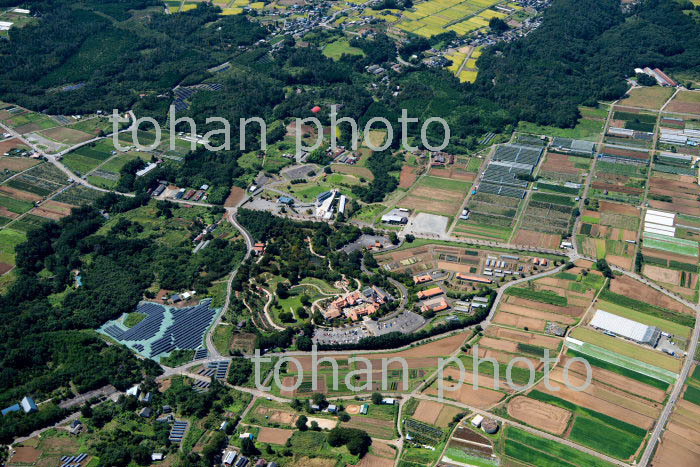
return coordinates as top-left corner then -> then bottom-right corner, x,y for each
194,348 -> 208,360
150,299 -> 216,357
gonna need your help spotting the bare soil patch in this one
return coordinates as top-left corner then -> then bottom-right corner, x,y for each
346,404 -> 361,415
513,229 -> 561,249
0,138 -> 29,154
224,186 -> 246,207
9,446 -> 41,463
413,400 -> 443,425
0,263 -> 13,275
0,156 -> 38,171
492,312 -> 546,332
562,355 -> 667,403
399,166 -> 418,188
506,296 -> 585,317
643,264 -> 680,285
508,396 -> 571,435
40,127 -> 93,144
610,275 -> 694,315
599,200 -> 639,216
258,427 -> 294,445
487,327 -> 561,349
425,381 -> 504,408
351,454 -> 394,467
606,254 -> 633,270
257,407 -> 299,425
498,303 -> 577,325
0,185 -> 42,201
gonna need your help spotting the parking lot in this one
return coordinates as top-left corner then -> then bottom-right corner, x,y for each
312,311 -> 426,345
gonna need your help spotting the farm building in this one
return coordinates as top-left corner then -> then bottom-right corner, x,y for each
413,273 -> 433,284
277,196 -> 294,205
551,138 -> 596,156
381,214 -> 408,224
20,396 -> 37,413
456,273 -> 492,284
1,404 -> 20,416
589,310 -> 661,346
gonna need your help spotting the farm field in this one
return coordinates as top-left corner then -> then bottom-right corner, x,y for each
456,192 -> 521,241
502,426 -> 615,467
396,174 -> 470,217
569,327 -> 681,373
618,86 -> 674,110
662,89 -> 700,115
538,151 -> 592,183
652,364 -> 700,466
577,200 -> 639,269
395,0 -> 511,38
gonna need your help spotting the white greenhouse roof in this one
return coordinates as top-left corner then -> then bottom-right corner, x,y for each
590,310 -> 657,343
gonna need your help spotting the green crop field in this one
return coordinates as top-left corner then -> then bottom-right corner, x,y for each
518,116 -> 603,141
526,391 -> 646,459
0,194 -> 34,214
504,287 -> 568,306
643,234 -> 699,257
568,416 -> 645,459
531,192 -> 575,206
418,175 -> 471,192
683,384 -> 700,405
567,331 -> 680,379
506,427 -> 614,467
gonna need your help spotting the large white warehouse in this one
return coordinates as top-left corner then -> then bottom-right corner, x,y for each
589,310 -> 661,346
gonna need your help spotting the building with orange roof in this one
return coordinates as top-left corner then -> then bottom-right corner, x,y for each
253,242 -> 266,254
456,273 -> 492,284
417,287 -> 443,300
413,274 -> 433,284
421,298 -> 449,313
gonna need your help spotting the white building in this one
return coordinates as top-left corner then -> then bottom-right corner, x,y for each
589,310 -> 661,346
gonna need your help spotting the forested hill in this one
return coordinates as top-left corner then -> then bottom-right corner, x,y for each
476,0 -> 700,127
0,0 -> 267,114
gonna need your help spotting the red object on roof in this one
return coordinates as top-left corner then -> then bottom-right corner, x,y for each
311,106 -> 321,113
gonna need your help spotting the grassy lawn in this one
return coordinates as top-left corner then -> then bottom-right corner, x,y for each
351,203 -> 386,223
618,86 -> 674,110
418,175 -> 471,192
322,39 -> 365,60
212,324 -> 233,356
518,117 -> 603,141
123,312 -> 146,328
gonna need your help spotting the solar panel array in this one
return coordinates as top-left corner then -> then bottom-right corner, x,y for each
60,453 -> 87,467
150,299 -> 216,357
172,83 -> 224,111
208,361 -> 230,380
193,348 -> 208,360
169,421 -> 188,442
193,380 -> 210,392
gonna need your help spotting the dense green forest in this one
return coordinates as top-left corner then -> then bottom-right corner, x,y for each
0,199 -> 245,442
476,0 -> 700,126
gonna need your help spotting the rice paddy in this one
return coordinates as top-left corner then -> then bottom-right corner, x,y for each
396,0 -> 516,38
